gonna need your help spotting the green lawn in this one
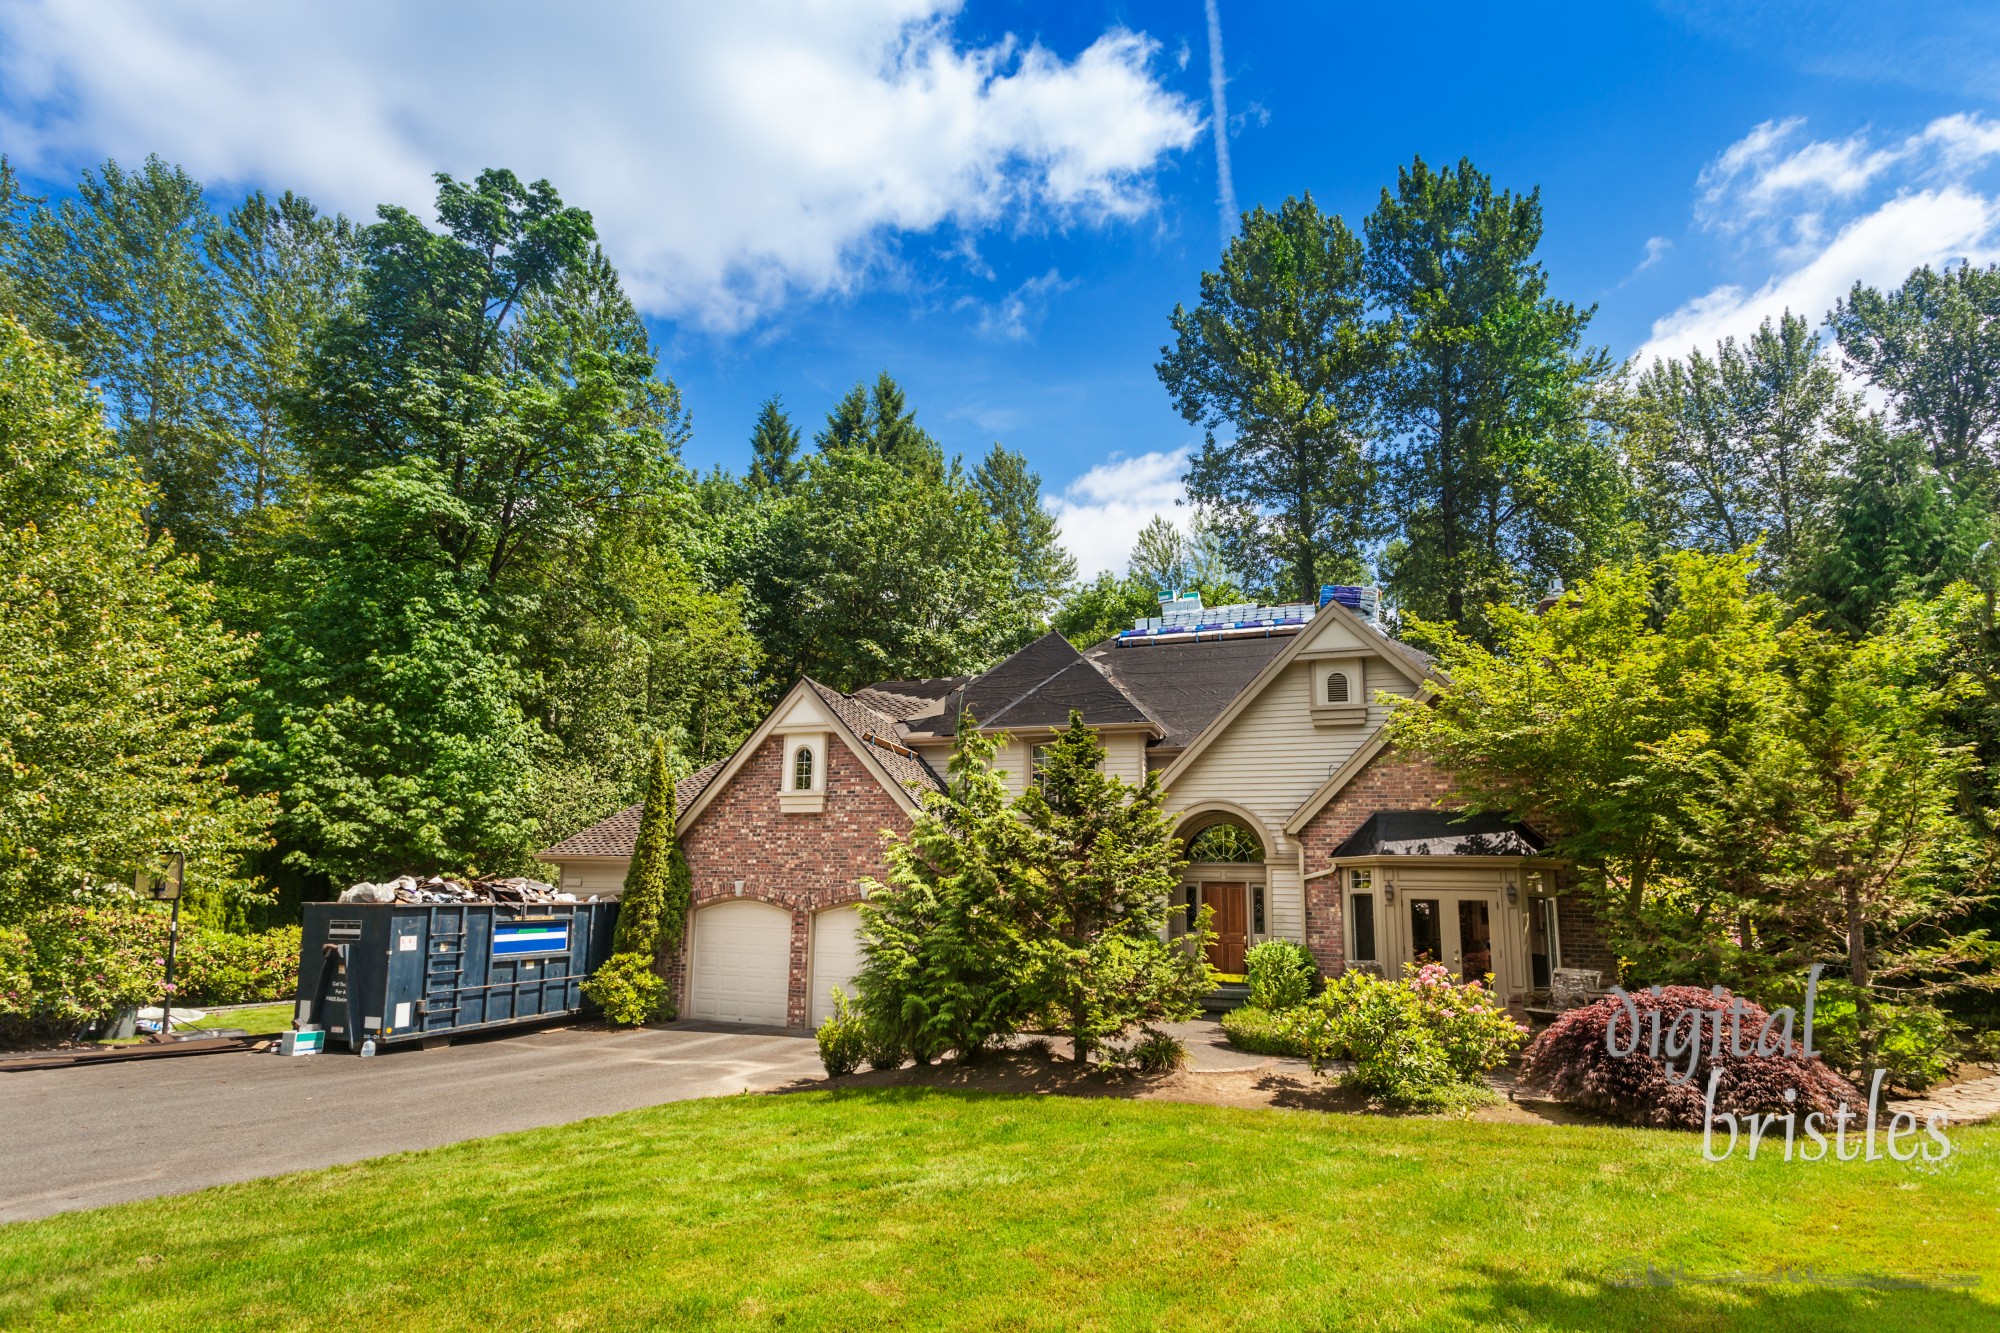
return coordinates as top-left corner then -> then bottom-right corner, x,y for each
179,1003 -> 293,1035
3,1089 -> 1996,1331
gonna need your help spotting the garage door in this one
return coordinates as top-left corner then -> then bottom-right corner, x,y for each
810,905 -> 866,1028
688,900 -> 792,1025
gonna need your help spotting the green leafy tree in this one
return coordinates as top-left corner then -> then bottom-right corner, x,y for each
1365,156 -> 1626,638
1015,712 -> 1211,1061
12,157 -> 234,554
746,395 -> 802,493
856,719 -> 1038,1062
1052,571 -> 1160,649
1390,552 -> 1991,1061
207,189 -> 356,526
1832,262 -> 2000,498
973,443 -> 1076,633
742,448 -> 1030,691
0,316 -> 274,922
242,462 -> 543,889
296,171 -> 677,592
1791,419 -> 1987,635
1126,513 -> 1241,601
1632,312 -> 1851,580
1158,194 -> 1384,599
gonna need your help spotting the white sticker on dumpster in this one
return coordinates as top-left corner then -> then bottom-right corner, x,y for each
398,935 -> 418,952
394,1001 -> 411,1028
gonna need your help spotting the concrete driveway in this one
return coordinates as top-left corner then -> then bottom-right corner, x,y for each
0,1022 -> 824,1223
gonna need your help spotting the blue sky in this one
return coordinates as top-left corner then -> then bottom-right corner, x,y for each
6,1 -> 2000,574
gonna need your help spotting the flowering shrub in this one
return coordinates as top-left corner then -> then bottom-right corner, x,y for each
1293,963 -> 1528,1112
0,907 -> 303,1045
1245,939 -> 1317,1012
1520,986 -> 1860,1130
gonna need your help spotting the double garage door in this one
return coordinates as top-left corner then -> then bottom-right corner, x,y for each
685,901 -> 862,1029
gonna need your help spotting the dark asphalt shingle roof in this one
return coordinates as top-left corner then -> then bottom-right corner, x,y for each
1083,633 -> 1293,749
805,680 -> 946,796
538,760 -> 725,858
899,632 -> 1154,739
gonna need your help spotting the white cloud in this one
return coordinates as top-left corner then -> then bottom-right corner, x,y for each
0,1 -> 1201,330
1636,235 -> 1673,272
957,267 -> 1076,340
1046,447 -> 1189,579
1638,113 -> 2000,366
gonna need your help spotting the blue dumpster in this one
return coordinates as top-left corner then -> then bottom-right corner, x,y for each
296,900 -> 620,1050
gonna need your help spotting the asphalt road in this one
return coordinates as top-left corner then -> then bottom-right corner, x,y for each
0,1022 -> 824,1223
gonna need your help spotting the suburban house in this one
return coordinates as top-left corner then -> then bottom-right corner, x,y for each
538,588 -> 1614,1031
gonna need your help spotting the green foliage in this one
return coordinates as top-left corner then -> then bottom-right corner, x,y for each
856,722 -> 1036,1064
1219,1004 -> 1308,1057
1832,261 -> 2000,498
0,904 -> 300,1044
1292,963 -> 1527,1112
241,462 -> 543,888
1631,311 -> 1854,581
1159,194 -> 1383,600
1366,157 -> 1628,639
1393,551 -> 1989,1060
973,443 -> 1075,641
1116,1027 -> 1190,1075
1052,571 -> 1160,650
741,448 -> 1038,692
1245,939 -> 1316,1011
613,741 -> 687,958
176,924 -> 301,1006
579,951 -> 668,1027
0,316 -> 274,921
1789,418 -> 1986,635
814,371 -> 943,474
815,988 -> 867,1077
1014,712 -> 1212,1061
584,741 -> 683,1028
747,395 -> 802,493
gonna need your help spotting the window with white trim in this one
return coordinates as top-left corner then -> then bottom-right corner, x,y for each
793,744 -> 816,791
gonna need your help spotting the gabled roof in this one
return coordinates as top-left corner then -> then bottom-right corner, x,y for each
536,760 -> 724,859
535,678 -> 943,862
851,676 -> 969,722
1160,597 -> 1435,788
900,631 -> 1156,739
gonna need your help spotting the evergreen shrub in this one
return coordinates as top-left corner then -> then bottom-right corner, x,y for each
1245,939 -> 1316,1011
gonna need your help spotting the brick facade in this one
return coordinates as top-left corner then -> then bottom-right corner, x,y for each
674,734 -> 913,1030
1555,888 -> 1618,979
1293,746 -> 1458,975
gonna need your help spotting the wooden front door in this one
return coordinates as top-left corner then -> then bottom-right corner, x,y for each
1204,883 -> 1248,974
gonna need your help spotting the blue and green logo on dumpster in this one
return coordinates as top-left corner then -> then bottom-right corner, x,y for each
493,921 -> 570,957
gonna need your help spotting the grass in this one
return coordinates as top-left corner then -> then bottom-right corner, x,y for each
177,1004 -> 293,1036
2,1089 -> 1996,1331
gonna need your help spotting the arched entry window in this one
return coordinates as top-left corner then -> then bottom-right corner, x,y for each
793,745 -> 816,791
1185,821 -> 1263,863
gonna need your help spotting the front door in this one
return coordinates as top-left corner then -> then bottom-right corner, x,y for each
1407,893 -> 1499,986
1204,883 -> 1248,974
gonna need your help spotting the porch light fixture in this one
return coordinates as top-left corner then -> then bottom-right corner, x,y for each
1382,882 -> 1395,905
1504,874 -> 1518,905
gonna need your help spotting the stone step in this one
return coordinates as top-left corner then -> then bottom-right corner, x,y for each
1200,982 -> 1252,1014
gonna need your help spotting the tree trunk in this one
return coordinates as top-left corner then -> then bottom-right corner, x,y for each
1843,874 -> 1873,1065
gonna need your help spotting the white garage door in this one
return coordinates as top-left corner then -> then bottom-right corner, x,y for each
688,900 -> 792,1025
810,905 -> 866,1028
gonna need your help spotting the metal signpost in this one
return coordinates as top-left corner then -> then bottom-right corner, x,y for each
136,850 -> 186,1041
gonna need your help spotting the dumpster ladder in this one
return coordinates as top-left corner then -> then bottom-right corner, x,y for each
422,909 -> 468,1032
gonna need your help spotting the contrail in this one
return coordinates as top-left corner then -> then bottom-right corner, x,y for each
1204,0 -> 1236,241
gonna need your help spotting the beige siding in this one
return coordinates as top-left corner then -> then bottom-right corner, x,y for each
551,859 -> 629,899
1162,646 -> 1417,948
